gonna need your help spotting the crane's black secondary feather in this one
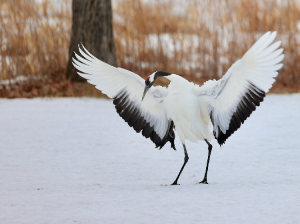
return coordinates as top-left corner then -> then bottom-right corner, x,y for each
113,90 -> 176,150
211,82 -> 265,146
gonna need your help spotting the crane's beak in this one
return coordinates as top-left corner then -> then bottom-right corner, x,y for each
142,86 -> 150,101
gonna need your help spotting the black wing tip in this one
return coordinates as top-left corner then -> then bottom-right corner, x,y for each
213,82 -> 265,146
214,129 -> 227,146
113,89 -> 176,150
158,122 -> 176,150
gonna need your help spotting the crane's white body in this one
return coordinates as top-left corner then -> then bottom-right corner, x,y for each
73,31 -> 284,147
163,75 -> 213,143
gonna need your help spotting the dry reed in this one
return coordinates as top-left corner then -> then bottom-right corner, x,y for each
1,0 -> 300,98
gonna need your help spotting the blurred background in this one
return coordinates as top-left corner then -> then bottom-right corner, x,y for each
1,0 -> 300,98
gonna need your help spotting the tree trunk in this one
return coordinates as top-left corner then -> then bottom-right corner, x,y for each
66,0 -> 117,81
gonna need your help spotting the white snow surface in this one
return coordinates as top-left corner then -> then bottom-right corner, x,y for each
1,95 -> 300,224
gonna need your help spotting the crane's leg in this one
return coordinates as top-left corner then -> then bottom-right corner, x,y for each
199,139 -> 213,184
171,144 -> 189,185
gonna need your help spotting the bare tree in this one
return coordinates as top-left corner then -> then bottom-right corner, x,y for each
66,0 -> 117,81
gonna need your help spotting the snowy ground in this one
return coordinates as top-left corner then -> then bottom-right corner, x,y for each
1,95 -> 300,224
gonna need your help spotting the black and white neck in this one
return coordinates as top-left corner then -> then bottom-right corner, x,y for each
145,71 -> 172,87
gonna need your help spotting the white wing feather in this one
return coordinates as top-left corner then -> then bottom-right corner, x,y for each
72,45 -> 170,140
195,31 -> 284,144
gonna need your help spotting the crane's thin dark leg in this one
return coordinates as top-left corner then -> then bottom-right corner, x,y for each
171,144 -> 189,185
199,139 -> 213,184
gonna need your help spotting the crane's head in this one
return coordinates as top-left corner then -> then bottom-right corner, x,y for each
142,71 -> 171,101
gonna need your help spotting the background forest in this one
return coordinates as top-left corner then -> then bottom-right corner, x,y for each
1,0 -> 300,97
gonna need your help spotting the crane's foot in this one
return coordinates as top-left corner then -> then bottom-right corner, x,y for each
171,181 -> 180,185
198,178 -> 208,184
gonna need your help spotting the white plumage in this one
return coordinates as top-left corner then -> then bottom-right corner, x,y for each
73,31 -> 284,184
73,47 -> 170,140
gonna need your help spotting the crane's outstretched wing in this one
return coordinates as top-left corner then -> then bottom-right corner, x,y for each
194,31 -> 284,145
72,45 -> 176,150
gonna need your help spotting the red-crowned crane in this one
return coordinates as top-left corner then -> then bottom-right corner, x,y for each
73,31 -> 284,185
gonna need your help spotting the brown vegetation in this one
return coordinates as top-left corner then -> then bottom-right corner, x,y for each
1,0 -> 300,98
